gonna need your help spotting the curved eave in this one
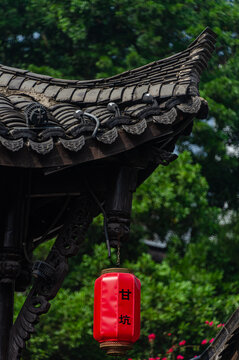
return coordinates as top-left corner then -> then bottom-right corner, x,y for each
0,114 -> 193,168
0,28 -> 216,106
0,27 -> 216,168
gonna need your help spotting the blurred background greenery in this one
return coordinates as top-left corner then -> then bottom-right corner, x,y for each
6,0 -> 239,358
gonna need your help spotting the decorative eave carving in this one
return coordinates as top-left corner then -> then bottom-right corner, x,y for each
8,196 -> 97,360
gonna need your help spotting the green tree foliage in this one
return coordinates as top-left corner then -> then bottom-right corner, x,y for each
132,152 -> 219,249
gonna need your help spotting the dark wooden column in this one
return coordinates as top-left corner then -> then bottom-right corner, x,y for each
0,210 -> 20,360
105,166 -> 138,247
0,168 -> 30,360
0,283 -> 14,359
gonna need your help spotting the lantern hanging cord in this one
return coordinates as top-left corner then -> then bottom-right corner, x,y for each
33,196 -> 71,250
86,182 -> 111,258
116,238 -> 121,267
23,241 -> 32,264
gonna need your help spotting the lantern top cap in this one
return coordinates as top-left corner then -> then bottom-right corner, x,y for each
101,268 -> 132,275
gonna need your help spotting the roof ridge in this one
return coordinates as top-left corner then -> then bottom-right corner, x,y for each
196,305 -> 239,360
187,27 -> 217,49
0,27 -> 217,93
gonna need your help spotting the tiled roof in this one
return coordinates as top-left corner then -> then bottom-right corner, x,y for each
0,27 -> 216,168
191,307 -> 239,360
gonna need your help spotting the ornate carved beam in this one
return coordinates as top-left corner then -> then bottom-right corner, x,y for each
8,196 -> 97,360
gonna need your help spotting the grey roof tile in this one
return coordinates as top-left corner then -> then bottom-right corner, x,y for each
109,87 -> 124,102
34,82 -> 49,94
8,77 -> 25,90
148,83 -> 162,97
0,65 -> 28,74
97,88 -> 113,103
0,73 -> 14,86
8,94 -> 33,104
56,88 -> 75,102
71,88 -> 88,103
26,72 -> 52,81
50,78 -> 77,86
84,88 -> 101,103
133,84 -> 150,101
173,84 -> 190,96
44,85 -> 61,98
160,84 -> 176,98
122,85 -> 136,102
20,79 -> 37,91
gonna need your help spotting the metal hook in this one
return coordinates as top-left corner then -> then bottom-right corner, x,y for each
75,110 -> 100,138
84,112 -> 100,138
75,109 -> 84,119
107,102 -> 120,117
142,93 -> 158,107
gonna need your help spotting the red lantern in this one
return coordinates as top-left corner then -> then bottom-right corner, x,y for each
93,268 -> 141,356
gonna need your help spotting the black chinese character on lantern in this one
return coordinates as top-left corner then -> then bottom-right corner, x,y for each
119,289 -> 132,300
119,315 -> 131,325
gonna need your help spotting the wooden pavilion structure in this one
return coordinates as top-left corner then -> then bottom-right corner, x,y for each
0,27 -> 231,360
196,307 -> 239,360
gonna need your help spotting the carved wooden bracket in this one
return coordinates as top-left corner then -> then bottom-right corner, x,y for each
105,166 -> 138,248
8,196 -> 96,360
